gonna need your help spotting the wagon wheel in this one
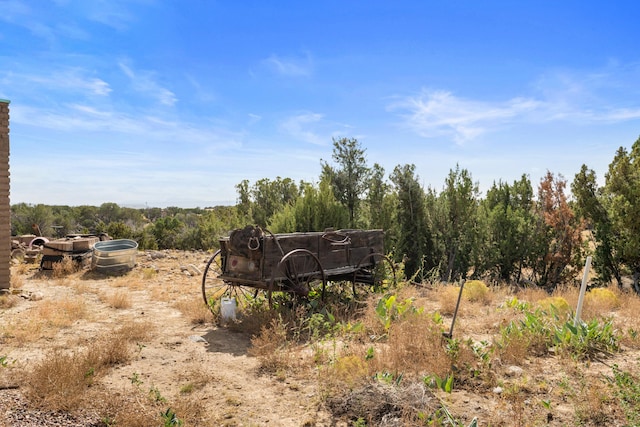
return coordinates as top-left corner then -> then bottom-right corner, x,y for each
352,253 -> 397,298
270,249 -> 326,305
201,250 -> 259,317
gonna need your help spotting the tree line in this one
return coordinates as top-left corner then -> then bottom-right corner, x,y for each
11,136 -> 640,293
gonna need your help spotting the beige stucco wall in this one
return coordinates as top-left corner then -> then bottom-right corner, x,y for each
0,100 -> 10,289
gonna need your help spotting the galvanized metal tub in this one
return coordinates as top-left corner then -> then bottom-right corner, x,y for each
91,239 -> 138,273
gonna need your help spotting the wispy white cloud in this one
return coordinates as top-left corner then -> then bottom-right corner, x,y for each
392,65 -> 640,144
0,1 -> 32,23
1,67 -> 111,98
262,53 -> 313,77
390,90 -> 540,144
10,102 -> 244,151
119,62 -> 177,106
280,113 -> 327,145
82,0 -> 138,32
247,113 -> 262,125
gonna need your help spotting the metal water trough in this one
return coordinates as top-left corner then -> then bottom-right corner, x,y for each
91,239 -> 138,273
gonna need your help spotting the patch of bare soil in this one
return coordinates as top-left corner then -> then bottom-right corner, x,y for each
0,251 -> 332,426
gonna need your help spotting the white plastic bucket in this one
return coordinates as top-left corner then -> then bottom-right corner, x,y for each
220,297 -> 237,321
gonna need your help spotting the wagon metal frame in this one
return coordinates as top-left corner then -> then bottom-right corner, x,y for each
201,226 -> 395,313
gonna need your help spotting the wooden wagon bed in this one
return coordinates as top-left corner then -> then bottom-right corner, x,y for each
201,226 -> 394,312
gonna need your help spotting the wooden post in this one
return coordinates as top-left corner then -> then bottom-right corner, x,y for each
0,99 -> 10,290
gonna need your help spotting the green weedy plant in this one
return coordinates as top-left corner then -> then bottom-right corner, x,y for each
609,364 -> 640,425
149,386 -> 167,403
303,310 -> 338,341
428,399 -> 478,427
160,408 -> 183,426
375,294 -> 420,331
130,372 -> 143,387
423,373 -> 454,393
498,307 -> 555,356
365,346 -> 375,361
501,296 -> 531,311
374,370 -> 403,385
554,318 -> 619,359
499,306 -> 621,360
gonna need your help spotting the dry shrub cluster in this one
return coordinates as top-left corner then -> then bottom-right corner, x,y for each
536,295 -> 571,316
100,289 -> 132,309
618,291 -> 640,349
324,381 -> 439,426
249,315 -> 299,376
1,295 -> 93,346
51,256 -> 79,278
23,322 -> 153,412
35,296 -> 90,327
436,280 -> 494,317
174,294 -> 213,325
582,286 -> 621,321
10,270 -> 25,289
573,375 -> 621,425
110,274 -> 146,290
0,293 -> 19,309
375,311 -> 450,378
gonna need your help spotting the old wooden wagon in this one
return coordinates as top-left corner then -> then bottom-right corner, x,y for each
201,226 -> 395,313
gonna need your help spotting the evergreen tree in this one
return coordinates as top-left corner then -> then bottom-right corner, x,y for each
390,164 -> 430,280
601,137 -> 640,292
321,137 -> 370,228
572,165 -> 621,287
441,165 -> 479,282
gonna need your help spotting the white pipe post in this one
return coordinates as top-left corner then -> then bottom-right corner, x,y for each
574,256 -> 592,327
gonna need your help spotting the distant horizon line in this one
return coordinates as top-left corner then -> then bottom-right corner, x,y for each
10,200 -> 237,209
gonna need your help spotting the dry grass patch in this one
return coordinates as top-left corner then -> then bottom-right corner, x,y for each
618,292 -> 640,349
324,381 -> 439,426
149,283 -> 172,302
573,373 -> 621,425
23,348 -> 96,411
2,295 -> 95,345
177,363 -> 217,395
70,279 -> 91,295
249,316 -> 302,377
141,267 -> 159,280
23,322 -> 155,413
0,316 -> 45,346
51,256 -> 80,278
174,295 -> 213,325
92,392 -> 163,427
9,272 -> 24,289
536,296 -> 571,317
515,286 -> 550,304
0,293 -> 19,309
100,289 -> 132,309
108,274 -> 146,290
374,311 -> 452,379
35,296 -> 91,327
11,262 -> 30,277
114,319 -> 155,343
438,284 -> 465,316
463,279 -> 492,304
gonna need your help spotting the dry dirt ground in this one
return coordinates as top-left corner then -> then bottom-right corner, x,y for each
0,250 -> 334,426
2,250 -> 640,426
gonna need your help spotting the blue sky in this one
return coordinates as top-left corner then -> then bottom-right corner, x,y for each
2,1 -> 640,208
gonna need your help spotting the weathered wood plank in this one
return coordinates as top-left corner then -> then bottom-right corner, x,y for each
218,228 -> 386,283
